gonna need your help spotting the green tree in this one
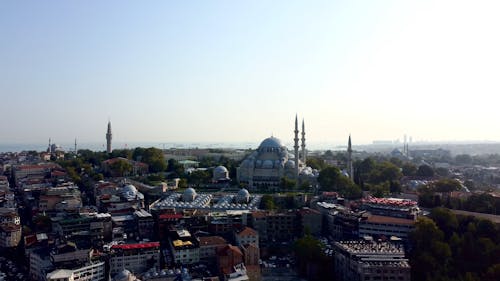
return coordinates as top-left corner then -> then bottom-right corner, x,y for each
317,166 -> 342,191
410,217 -> 452,281
432,178 -> 462,192
280,177 -> 296,190
187,170 -> 211,186
110,159 -> 133,177
306,157 -> 328,170
417,164 -> 435,178
402,162 -> 417,177
261,195 -> 276,210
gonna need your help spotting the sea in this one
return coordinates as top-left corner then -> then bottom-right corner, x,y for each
0,141 -> 347,153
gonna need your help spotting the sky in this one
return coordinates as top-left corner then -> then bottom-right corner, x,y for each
1,0 -> 500,147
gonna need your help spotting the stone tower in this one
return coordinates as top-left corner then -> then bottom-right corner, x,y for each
106,121 -> 112,154
347,135 -> 353,180
301,119 -> 306,165
294,115 -> 300,185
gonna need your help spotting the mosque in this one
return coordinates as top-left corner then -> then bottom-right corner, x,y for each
237,116 -> 318,190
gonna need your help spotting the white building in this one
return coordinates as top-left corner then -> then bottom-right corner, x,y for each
46,262 -> 106,281
169,229 -> 200,265
110,242 -> 160,276
234,227 -> 259,248
334,240 -> 411,281
358,215 -> 415,240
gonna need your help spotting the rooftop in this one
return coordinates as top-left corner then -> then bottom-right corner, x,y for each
335,241 -> 405,255
199,236 -> 227,247
364,215 -> 415,226
112,242 -> 160,250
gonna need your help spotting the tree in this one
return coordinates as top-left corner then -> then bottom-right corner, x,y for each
188,170 -> 211,186
432,179 -> 462,192
261,195 -> 276,210
402,162 -> 417,177
280,177 -> 296,190
416,164 -> 434,178
317,167 -> 342,191
110,159 -> 133,177
133,147 -> 167,173
410,217 -> 451,281
370,161 -> 402,184
306,157 -> 328,170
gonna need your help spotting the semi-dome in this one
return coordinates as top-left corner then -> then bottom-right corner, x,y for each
259,137 -> 283,149
182,188 -> 197,202
262,160 -> 274,169
236,188 -> 250,203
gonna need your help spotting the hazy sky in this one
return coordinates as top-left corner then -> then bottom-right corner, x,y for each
1,0 -> 500,146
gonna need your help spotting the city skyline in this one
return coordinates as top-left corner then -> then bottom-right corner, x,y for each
2,1 -> 500,145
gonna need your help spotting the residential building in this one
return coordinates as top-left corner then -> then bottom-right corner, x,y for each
334,240 -> 411,281
46,261 -> 106,281
110,242 -> 161,276
217,245 -> 243,276
0,222 -> 21,248
358,215 -> 415,240
199,236 -> 228,261
168,229 -> 200,265
234,227 -> 259,248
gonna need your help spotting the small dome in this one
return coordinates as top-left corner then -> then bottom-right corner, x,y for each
213,166 -> 230,181
114,269 -> 132,281
182,188 -> 197,202
236,188 -> 250,203
259,137 -> 283,149
214,166 -> 228,173
285,160 -> 295,169
122,184 -> 137,195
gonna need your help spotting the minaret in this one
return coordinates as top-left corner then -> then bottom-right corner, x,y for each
47,138 -> 51,153
301,119 -> 306,164
347,135 -> 353,180
294,115 -> 300,186
106,121 -> 112,154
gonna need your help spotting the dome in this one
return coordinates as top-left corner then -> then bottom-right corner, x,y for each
285,160 -> 295,169
122,184 -> 137,195
114,269 -> 132,281
262,160 -> 274,169
236,188 -> 250,203
259,137 -> 283,149
214,166 -> 228,173
213,165 -> 229,181
182,188 -> 197,202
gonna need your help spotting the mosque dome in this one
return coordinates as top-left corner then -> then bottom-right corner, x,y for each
114,269 -> 132,281
213,166 -> 230,181
214,166 -> 228,174
259,137 -> 283,149
182,188 -> 197,202
285,160 -> 295,169
121,184 -> 140,200
122,184 -> 137,194
236,188 -> 250,204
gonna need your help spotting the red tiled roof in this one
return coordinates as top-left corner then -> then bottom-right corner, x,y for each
199,236 -> 227,246
218,244 -> 243,256
236,227 -> 257,237
111,242 -> 160,250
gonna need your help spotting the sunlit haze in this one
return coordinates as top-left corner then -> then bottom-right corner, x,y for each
1,0 -> 500,148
